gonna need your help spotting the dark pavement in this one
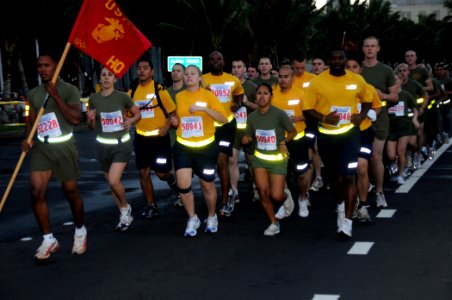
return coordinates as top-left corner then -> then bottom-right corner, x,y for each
0,128 -> 451,300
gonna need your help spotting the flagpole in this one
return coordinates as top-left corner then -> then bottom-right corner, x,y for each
0,42 -> 73,213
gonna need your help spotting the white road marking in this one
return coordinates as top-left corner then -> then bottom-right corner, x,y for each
347,242 -> 374,255
312,295 -> 340,300
376,209 -> 396,218
396,143 -> 452,193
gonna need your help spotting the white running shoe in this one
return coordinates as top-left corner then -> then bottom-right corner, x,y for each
116,204 -> 134,231
338,218 -> 353,238
72,234 -> 87,255
35,239 -> 60,260
310,177 -> 324,191
283,189 -> 295,216
184,215 -> 201,237
376,192 -> 388,208
298,196 -> 309,218
264,222 -> 280,236
204,214 -> 218,233
336,202 -> 345,233
275,190 -> 295,219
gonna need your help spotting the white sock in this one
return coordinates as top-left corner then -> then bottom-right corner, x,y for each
337,202 -> 345,212
75,225 -> 87,237
43,233 -> 55,242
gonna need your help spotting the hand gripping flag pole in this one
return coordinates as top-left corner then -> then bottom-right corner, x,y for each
1,0 -> 151,213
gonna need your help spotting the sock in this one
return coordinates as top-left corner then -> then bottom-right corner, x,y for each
75,225 -> 87,237
43,233 -> 55,242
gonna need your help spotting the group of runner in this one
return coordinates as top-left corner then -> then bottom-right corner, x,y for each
23,36 -> 451,260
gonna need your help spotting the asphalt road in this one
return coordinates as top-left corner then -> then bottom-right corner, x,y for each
0,128 -> 451,300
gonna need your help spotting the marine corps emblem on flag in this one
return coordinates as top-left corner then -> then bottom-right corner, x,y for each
92,17 -> 125,43
68,0 -> 151,78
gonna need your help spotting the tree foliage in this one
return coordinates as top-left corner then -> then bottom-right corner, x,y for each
1,0 -> 452,96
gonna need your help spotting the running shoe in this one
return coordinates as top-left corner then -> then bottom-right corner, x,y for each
116,204 -> 134,231
310,177 -> 324,191
338,218 -> 352,238
184,215 -> 201,237
35,239 -> 60,260
142,204 -> 159,219
204,214 -> 218,233
174,197 -> 183,207
72,234 -> 87,255
220,203 -> 232,217
355,205 -> 371,222
389,162 -> 398,176
375,192 -> 388,208
298,195 -> 309,218
264,222 -> 280,236
337,202 -> 345,233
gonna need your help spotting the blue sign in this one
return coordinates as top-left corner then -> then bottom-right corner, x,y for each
167,56 -> 203,72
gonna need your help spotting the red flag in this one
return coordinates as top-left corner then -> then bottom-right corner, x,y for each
68,0 -> 152,78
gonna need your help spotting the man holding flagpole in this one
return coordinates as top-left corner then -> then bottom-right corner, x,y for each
21,0 -> 152,260
23,51 -> 87,260
2,0 -> 152,258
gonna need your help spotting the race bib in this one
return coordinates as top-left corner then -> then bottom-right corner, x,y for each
388,101 -> 405,117
181,116 -> 204,138
210,84 -> 231,103
255,129 -> 277,151
331,106 -> 352,126
235,107 -> 247,126
135,97 -> 155,119
100,110 -> 123,132
37,112 -> 62,138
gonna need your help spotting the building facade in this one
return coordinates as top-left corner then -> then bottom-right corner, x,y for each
388,0 -> 450,21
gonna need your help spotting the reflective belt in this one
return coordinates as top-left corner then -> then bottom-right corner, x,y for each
37,133 -> 73,144
293,131 -> 305,141
408,112 -> 414,117
237,123 -> 246,129
318,124 -> 354,135
215,114 -> 234,127
96,133 -> 131,144
254,150 -> 286,161
177,136 -> 215,148
136,129 -> 159,136
427,100 -> 436,110
416,98 -> 424,104
441,99 -> 450,105
381,101 -> 387,107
